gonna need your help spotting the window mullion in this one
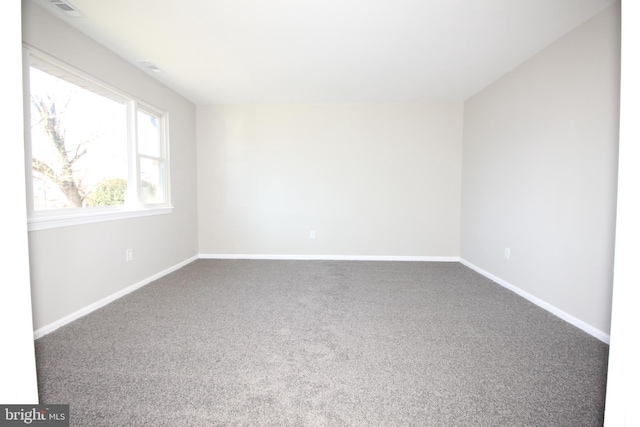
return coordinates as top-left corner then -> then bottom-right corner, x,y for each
126,100 -> 139,208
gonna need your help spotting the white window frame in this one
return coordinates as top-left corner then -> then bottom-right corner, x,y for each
23,45 -> 172,231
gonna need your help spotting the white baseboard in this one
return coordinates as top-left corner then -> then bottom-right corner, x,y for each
199,254 -> 461,262
35,254 -> 608,345
459,258 -> 610,344
33,255 -> 199,339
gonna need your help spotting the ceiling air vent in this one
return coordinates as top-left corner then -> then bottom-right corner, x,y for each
137,61 -> 163,73
45,0 -> 85,18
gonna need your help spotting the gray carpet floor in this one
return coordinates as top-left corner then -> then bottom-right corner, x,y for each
35,260 -> 609,426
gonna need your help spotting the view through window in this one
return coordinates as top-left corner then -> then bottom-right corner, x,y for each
29,65 -> 129,210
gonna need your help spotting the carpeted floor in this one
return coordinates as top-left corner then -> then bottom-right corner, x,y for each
35,260 -> 609,426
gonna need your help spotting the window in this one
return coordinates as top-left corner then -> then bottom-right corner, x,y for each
23,47 -> 171,230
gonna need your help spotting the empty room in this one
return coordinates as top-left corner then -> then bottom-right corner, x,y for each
3,0 -> 639,425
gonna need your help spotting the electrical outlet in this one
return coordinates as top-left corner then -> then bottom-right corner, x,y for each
309,230 -> 316,240
126,248 -> 133,262
504,247 -> 511,260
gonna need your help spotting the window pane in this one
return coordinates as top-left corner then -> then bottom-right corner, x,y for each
137,110 -> 160,157
29,66 -> 128,210
139,157 -> 164,204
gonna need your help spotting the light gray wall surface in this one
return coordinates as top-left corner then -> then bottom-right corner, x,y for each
23,0 -> 199,331
460,3 -> 621,335
197,103 -> 463,257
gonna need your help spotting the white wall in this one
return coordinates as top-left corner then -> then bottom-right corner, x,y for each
0,0 -> 39,404
604,1 -> 640,424
197,103 -> 463,258
22,0 -> 199,331
460,3 -> 621,335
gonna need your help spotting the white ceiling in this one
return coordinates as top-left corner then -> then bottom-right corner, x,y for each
33,0 -> 615,106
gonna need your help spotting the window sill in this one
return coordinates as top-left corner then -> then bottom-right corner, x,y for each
27,206 -> 173,231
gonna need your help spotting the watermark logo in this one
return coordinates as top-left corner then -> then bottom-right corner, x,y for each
0,405 -> 68,426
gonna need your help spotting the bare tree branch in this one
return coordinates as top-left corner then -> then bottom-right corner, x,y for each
68,138 -> 91,165
30,93 -> 86,208
32,158 -> 60,184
